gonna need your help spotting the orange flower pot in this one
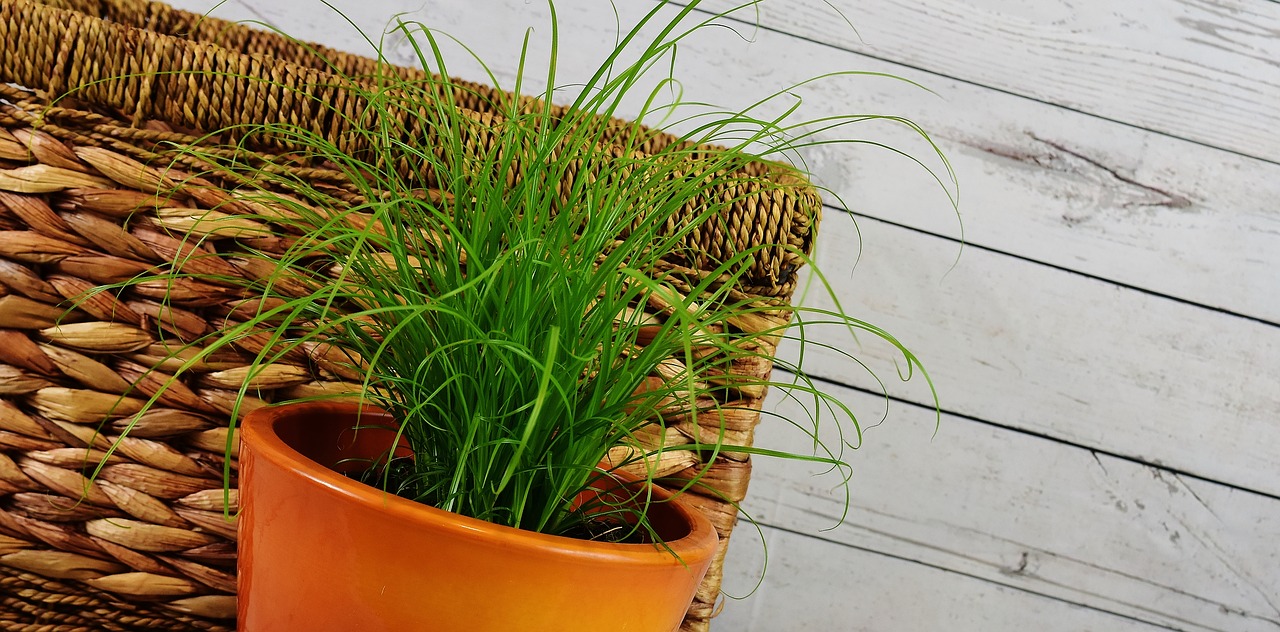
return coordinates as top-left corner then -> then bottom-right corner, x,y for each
239,401 -> 718,631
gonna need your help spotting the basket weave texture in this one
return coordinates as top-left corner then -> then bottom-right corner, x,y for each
0,1 -> 822,630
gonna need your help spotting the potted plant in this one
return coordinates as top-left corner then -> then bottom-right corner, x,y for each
98,1 -> 946,630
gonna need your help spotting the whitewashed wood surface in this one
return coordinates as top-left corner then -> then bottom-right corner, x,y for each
697,0 -> 1280,163
164,1 -> 1280,630
719,527 -> 1186,632
787,210 -> 1280,497
723,379 -> 1280,631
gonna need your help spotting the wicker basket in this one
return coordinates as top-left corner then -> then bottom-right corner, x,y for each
0,1 -> 822,630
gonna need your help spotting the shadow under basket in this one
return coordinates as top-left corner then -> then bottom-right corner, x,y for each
0,0 -> 822,630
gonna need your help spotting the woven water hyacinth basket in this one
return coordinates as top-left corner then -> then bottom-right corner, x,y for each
0,0 -> 822,630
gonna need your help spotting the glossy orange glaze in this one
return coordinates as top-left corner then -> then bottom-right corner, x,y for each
238,401 -> 718,631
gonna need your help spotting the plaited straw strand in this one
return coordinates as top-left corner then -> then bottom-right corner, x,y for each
0,1 -> 823,629
40,0 -> 672,154
0,564 -> 233,631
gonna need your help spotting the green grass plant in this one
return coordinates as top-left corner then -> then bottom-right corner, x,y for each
98,0 -> 952,542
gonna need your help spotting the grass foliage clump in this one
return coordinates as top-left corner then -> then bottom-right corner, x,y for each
109,0 -> 948,540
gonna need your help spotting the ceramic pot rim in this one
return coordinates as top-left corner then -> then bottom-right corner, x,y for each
242,400 -> 720,566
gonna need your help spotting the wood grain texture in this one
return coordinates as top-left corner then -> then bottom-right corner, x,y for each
696,0 -> 1280,163
792,81 -> 1280,324
725,379 -> 1280,631
718,526 -> 1179,631
786,210 -> 1280,497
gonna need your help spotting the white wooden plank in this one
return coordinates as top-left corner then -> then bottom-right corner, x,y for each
181,0 -> 1280,326
695,0 -> 1280,163
784,209 -> 1280,497
717,525 -> 1178,631
727,379 -> 1280,631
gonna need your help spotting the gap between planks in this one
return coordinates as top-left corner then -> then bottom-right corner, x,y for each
795,365 -> 1280,505
725,523 -> 1182,632
717,524 -> 1184,631
680,0 -> 1280,165
783,209 -> 1280,498
732,375 -> 1280,631
828,205 -> 1280,341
